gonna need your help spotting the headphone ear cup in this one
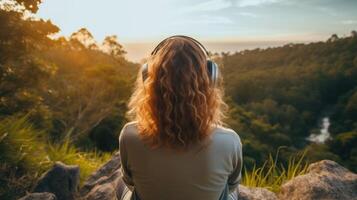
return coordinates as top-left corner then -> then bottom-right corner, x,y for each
207,60 -> 219,86
142,63 -> 149,82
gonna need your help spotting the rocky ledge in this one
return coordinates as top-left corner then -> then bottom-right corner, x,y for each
18,152 -> 357,200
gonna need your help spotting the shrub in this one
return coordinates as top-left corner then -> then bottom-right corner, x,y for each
0,116 -> 112,199
0,116 -> 50,199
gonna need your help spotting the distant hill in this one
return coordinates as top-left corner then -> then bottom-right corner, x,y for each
220,33 -> 357,171
123,40 -> 296,62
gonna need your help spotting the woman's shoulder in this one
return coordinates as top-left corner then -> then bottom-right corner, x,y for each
213,125 -> 242,147
123,121 -> 139,130
119,121 -> 140,142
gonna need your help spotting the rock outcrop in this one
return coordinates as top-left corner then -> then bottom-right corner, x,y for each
17,155 -> 357,200
238,185 -> 277,200
279,160 -> 357,200
80,152 -> 125,200
18,192 -> 57,200
33,162 -> 80,200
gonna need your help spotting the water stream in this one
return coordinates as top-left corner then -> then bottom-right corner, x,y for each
306,117 -> 331,143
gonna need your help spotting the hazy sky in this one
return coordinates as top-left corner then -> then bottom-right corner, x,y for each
37,0 -> 357,43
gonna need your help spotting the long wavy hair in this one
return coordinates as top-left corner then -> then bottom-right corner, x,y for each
127,37 -> 227,150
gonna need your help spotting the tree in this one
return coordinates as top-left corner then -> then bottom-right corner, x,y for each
46,72 -> 122,141
70,28 -> 98,50
327,34 -> 339,42
69,29 -> 126,59
40,34 -> 134,142
1,0 -> 42,13
0,0 -> 59,115
101,35 -> 126,58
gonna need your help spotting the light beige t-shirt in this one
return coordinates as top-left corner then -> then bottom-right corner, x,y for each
119,121 -> 243,200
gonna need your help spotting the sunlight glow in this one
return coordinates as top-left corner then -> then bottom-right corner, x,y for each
35,0 -> 357,60
36,0 -> 357,43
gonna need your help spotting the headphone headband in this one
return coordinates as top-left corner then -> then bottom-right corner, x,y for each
143,35 -> 218,86
151,35 -> 210,57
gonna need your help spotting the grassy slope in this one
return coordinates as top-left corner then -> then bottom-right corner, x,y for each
0,116 -> 111,199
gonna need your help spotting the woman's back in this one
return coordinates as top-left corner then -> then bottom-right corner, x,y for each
119,121 -> 242,200
120,36 -> 243,199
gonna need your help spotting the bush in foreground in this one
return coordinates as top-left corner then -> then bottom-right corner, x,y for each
0,116 -> 111,199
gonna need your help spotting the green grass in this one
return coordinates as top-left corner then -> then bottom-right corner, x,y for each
0,116 -> 51,174
0,116 -> 112,199
242,148 -> 308,193
47,138 -> 112,183
0,116 -> 50,199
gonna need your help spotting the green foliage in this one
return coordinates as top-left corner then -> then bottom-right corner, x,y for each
0,116 -> 49,199
6,0 -> 42,13
242,150 -> 308,193
0,4 -> 133,196
1,0 -> 137,150
0,116 -> 50,173
222,35 -> 357,172
304,143 -> 341,162
0,0 -> 59,117
328,131 -> 357,171
47,138 -> 112,183
0,116 -> 111,199
1,0 -> 357,197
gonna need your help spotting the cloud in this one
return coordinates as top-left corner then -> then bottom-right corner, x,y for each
236,0 -> 280,7
316,6 -> 338,17
342,20 -> 357,25
239,12 -> 259,18
175,15 -> 234,25
182,0 -> 283,13
198,16 -> 234,24
182,0 -> 232,12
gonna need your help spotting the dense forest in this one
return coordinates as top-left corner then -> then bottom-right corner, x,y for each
220,34 -> 357,170
0,1 -> 138,198
0,0 -> 356,199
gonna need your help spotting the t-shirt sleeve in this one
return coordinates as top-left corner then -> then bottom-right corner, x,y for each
119,124 -> 135,191
227,133 -> 243,193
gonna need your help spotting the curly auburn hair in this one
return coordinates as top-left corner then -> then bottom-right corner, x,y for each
127,37 -> 227,150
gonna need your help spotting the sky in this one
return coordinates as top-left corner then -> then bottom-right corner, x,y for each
36,0 -> 357,61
